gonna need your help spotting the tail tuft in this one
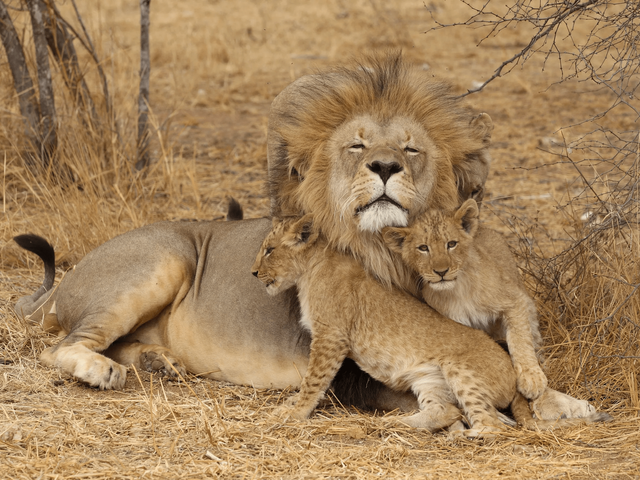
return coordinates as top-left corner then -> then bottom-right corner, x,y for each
14,234 -> 56,290
226,197 -> 244,221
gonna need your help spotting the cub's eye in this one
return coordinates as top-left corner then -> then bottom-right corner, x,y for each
348,144 -> 365,153
447,241 -> 457,249
265,247 -> 274,256
404,146 -> 420,155
417,245 -> 429,252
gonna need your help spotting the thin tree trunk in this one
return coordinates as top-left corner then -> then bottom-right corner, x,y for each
40,0 -> 97,126
0,0 -> 41,163
26,0 -> 57,167
136,0 -> 151,171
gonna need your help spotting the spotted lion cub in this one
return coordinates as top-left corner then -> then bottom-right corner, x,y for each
382,199 -> 547,401
251,215 -> 544,435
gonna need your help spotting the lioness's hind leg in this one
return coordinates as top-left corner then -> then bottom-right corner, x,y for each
46,255 -> 192,389
105,341 -> 187,378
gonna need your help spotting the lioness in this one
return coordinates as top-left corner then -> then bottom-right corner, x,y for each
13,54 -> 598,420
251,216 -> 610,434
382,199 -> 547,400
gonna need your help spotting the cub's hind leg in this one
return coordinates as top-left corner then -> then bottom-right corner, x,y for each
441,362 -> 513,438
386,365 -> 463,432
43,255 -> 192,390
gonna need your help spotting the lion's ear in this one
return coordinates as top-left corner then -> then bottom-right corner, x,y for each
470,112 -> 493,145
291,213 -> 318,245
454,199 -> 479,236
382,227 -> 409,253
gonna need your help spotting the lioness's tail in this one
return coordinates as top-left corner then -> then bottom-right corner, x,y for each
14,234 -> 56,321
511,393 -> 612,430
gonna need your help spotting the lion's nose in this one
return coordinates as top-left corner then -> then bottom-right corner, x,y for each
367,161 -> 403,184
433,268 -> 449,279
252,270 -> 259,277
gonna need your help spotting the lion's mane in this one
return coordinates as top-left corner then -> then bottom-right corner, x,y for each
268,53 -> 490,289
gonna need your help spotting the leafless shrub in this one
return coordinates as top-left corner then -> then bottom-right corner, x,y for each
432,1 -> 639,402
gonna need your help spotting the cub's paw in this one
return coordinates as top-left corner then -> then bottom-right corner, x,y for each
272,403 -> 311,422
532,388 -> 596,420
459,424 -> 502,440
140,351 -> 187,379
515,363 -> 548,400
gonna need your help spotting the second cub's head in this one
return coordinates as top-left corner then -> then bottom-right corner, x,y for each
382,199 -> 479,291
251,214 -> 319,296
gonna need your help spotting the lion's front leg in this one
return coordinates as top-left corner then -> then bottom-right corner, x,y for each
531,388 -> 599,420
276,331 -> 349,421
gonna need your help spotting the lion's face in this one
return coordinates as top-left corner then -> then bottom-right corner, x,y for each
251,215 -> 317,296
326,115 -> 441,233
383,199 -> 479,291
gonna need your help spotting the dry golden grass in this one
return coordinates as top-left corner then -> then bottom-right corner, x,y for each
1,0 -> 639,478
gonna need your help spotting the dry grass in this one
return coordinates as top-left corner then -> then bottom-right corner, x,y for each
1,0 -> 639,478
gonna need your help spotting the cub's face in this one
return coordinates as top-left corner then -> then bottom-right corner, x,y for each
251,215 -> 317,296
382,199 -> 479,291
326,115 -> 443,233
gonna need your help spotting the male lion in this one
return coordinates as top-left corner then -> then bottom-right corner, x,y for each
14,54 -> 595,420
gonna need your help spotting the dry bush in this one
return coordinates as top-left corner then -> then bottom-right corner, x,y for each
434,0 -> 640,414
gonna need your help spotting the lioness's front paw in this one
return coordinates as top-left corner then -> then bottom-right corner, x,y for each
515,363 -> 548,400
532,388 -> 596,420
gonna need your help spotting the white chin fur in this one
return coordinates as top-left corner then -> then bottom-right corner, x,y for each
428,280 -> 456,291
357,203 -> 408,233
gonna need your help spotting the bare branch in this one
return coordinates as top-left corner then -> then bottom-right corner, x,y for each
40,0 -> 97,125
0,0 -> 41,160
136,0 -> 151,171
69,0 -> 114,128
26,0 -> 57,166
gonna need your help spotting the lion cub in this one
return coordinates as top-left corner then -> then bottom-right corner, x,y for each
251,215 -> 537,435
382,199 -> 548,401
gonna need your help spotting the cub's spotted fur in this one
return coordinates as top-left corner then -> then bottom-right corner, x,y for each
383,199 -> 547,400
251,216 -> 611,435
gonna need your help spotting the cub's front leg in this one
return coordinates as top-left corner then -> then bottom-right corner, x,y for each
277,330 -> 349,420
504,296 -> 548,400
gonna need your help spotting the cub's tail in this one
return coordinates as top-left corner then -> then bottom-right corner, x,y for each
14,234 -> 57,321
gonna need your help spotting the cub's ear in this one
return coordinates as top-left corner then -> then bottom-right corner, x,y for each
291,213 -> 318,245
382,227 -> 409,253
454,199 -> 479,236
